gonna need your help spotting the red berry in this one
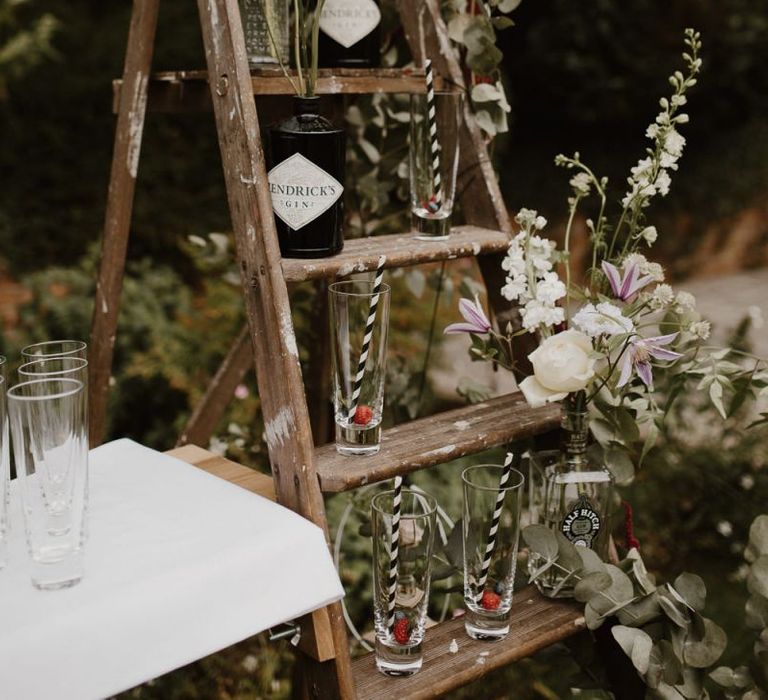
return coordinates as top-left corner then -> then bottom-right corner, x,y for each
393,618 -> 410,645
353,405 -> 373,426
480,590 -> 501,611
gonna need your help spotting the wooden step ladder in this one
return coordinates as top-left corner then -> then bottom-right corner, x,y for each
88,0 -> 583,697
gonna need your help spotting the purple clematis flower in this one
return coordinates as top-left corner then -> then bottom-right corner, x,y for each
617,332 -> 682,388
602,261 -> 655,301
445,296 -> 492,335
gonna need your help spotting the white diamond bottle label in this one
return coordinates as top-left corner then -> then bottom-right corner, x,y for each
319,0 -> 381,49
267,153 -> 344,231
561,494 -> 601,548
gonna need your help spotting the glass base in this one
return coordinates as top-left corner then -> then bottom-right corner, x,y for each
375,638 -> 423,676
335,421 -> 381,456
412,212 -> 450,240
463,606 -> 511,641
31,550 -> 83,590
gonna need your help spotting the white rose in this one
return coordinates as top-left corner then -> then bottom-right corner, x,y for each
519,330 -> 596,407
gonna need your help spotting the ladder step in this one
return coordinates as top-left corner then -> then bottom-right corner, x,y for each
351,586 -> 583,700
113,68 -> 443,114
166,444 -> 276,501
282,226 -> 510,282
315,393 -> 559,493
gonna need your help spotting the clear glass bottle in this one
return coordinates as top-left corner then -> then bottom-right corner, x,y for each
240,0 -> 290,66
535,392 -> 614,598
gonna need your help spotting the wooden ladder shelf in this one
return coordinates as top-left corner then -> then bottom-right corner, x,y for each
89,0 -> 582,697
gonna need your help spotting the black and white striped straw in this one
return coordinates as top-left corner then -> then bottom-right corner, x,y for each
424,59 -> 443,209
476,452 -> 518,601
387,474 -> 403,632
347,255 -> 386,424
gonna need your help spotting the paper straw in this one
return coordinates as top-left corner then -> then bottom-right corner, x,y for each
387,474 -> 403,632
424,59 -> 443,209
347,255 -> 386,423
476,451 -> 520,600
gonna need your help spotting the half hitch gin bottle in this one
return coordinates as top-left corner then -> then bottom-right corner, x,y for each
268,96 -> 346,258
318,0 -> 381,67
535,391 -> 614,598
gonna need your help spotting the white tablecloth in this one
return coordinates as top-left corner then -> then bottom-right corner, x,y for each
0,439 -> 344,699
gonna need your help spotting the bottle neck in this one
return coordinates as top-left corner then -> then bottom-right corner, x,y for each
561,393 -> 589,470
293,95 -> 320,117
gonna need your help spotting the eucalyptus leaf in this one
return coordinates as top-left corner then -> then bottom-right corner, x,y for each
522,524 -> 558,561
578,547 -> 607,575
584,601 -> 604,630
683,617 -> 727,668
749,516 -> 768,558
748,556 -> 768,599
617,592 -> 662,627
498,0 -> 522,11
555,532 -> 584,573
612,626 -> 653,675
746,595 -> 768,630
574,572 -> 612,603
605,446 -> 635,484
673,573 -> 707,612
709,666 -> 734,688
658,588 -> 691,627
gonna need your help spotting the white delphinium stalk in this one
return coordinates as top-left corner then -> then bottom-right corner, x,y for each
501,209 -> 565,335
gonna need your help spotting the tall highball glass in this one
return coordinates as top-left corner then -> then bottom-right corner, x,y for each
8,378 -> 89,589
409,91 -> 462,240
462,463 -> 525,640
329,280 -> 390,456
372,489 -> 437,676
21,340 -> 87,361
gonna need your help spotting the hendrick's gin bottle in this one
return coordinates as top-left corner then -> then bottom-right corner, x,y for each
318,0 -> 381,68
268,96 -> 346,258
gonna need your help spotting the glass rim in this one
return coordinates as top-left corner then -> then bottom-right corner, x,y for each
329,280 -> 391,298
18,357 -> 89,377
21,340 -> 87,358
8,378 -> 84,401
371,488 -> 437,519
412,89 -> 464,99
461,464 -> 525,492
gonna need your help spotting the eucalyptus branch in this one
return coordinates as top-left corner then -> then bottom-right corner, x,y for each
263,0 -> 299,95
293,0 -> 305,95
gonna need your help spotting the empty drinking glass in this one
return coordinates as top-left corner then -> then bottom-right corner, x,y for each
462,463 -> 525,640
21,340 -> 87,361
8,378 -> 89,589
371,489 -> 437,676
329,280 -> 390,456
0,371 -> 7,569
409,91 -> 462,240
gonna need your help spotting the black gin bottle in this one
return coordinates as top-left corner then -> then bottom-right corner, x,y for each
267,96 -> 346,258
318,0 -> 381,68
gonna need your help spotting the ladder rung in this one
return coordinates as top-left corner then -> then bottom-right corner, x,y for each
112,68 -> 443,114
282,226 -> 510,283
315,393 -> 559,493
351,586 -> 583,700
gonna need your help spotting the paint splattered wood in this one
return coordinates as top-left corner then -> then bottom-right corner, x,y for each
112,67 -> 446,113
196,0 -> 352,692
89,0 -> 160,446
351,586 -> 584,700
281,226 -> 510,282
316,393 -> 560,493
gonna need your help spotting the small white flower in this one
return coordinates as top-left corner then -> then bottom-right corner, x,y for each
570,172 -> 591,197
501,275 -> 528,302
535,271 -> 566,305
649,284 -> 675,309
660,152 -> 679,170
671,94 -> 688,107
646,124 -> 660,139
242,655 -> 259,673
515,208 -> 538,229
573,302 -> 634,337
664,130 -> 686,157
623,253 -> 648,270
675,291 -> 696,311
689,320 -> 711,339
645,262 -> 665,282
631,157 -> 654,179
740,474 -> 755,490
534,215 -> 547,230
716,520 -> 733,537
656,170 -> 672,196
639,226 -> 658,244
521,300 -> 565,331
